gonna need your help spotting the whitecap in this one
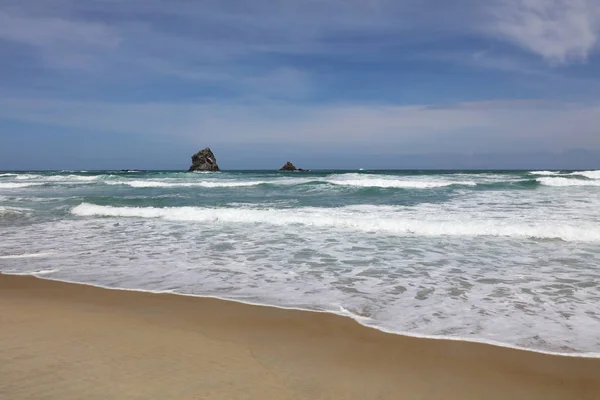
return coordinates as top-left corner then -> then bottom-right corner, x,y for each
326,174 -> 476,189
44,175 -> 101,182
71,203 -> 600,242
14,174 -> 42,180
528,171 -> 561,176
538,177 -> 600,187
569,170 -> 600,180
0,182 -> 43,189
105,180 -> 268,188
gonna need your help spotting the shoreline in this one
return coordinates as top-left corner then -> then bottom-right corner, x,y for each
2,273 -> 599,399
2,271 -> 600,359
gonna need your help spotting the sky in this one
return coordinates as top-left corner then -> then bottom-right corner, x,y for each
1,0 -> 600,170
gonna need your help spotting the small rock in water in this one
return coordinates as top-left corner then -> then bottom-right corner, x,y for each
279,161 -> 308,171
189,147 -> 220,172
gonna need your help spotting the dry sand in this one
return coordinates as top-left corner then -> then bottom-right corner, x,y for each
1,274 -> 599,399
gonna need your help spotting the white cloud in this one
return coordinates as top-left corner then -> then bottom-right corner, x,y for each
0,10 -> 120,69
487,0 -> 600,64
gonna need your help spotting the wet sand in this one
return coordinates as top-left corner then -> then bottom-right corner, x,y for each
1,274 -> 599,399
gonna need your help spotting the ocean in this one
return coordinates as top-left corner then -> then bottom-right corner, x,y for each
1,169 -> 599,355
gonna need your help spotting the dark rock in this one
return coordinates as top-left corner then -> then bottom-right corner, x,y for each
189,147 -> 220,172
280,161 -> 298,171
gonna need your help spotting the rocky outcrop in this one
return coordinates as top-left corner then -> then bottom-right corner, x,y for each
189,147 -> 220,172
279,161 -> 297,171
279,161 -> 307,171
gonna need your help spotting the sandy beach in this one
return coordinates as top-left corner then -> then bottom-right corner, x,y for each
1,274 -> 599,400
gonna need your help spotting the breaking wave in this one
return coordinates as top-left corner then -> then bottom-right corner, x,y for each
72,203 -> 600,242
326,175 -> 477,189
538,177 -> 600,187
569,170 -> 600,180
0,182 -> 44,189
105,180 -> 270,188
528,171 -> 561,176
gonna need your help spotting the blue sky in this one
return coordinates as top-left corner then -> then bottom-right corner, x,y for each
0,0 -> 599,169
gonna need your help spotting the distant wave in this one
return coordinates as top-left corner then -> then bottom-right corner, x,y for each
72,203 -> 600,242
0,173 -> 18,177
325,173 -> 477,189
538,177 -> 600,187
3,174 -> 104,183
569,170 -> 600,180
528,171 -> 561,176
106,178 -> 472,190
105,180 -> 270,188
14,174 -> 42,180
44,175 -> 103,182
0,182 -> 44,189
327,178 -> 477,189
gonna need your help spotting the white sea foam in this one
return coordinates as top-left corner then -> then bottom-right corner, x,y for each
325,173 -> 478,188
4,171 -> 600,354
106,180 -> 269,188
0,173 -> 17,177
0,206 -> 32,215
569,170 -> 600,180
4,268 -> 59,275
44,175 -> 102,182
538,177 -> 600,187
327,178 -> 476,188
0,252 -> 53,259
14,174 -> 42,180
528,170 -> 561,176
72,203 -> 600,242
0,182 -> 43,189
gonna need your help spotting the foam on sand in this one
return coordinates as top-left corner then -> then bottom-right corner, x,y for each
0,252 -> 53,259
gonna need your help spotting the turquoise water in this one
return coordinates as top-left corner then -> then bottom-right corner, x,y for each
1,169 -> 600,354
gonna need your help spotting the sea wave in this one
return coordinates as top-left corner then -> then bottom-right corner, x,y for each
14,174 -> 43,180
105,180 -> 270,188
538,177 -> 600,187
325,173 -> 477,188
2,174 -> 104,184
569,170 -> 600,180
72,203 -> 600,242
327,178 -> 477,189
44,175 -> 103,182
0,206 -> 33,215
528,171 -> 561,176
0,182 -> 44,189
0,252 -> 53,259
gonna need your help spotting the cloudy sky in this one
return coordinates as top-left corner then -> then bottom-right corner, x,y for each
1,0 -> 599,169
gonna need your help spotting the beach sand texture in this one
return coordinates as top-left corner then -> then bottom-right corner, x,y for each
1,274 -> 599,399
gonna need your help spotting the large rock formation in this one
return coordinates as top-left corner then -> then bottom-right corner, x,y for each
279,161 -> 306,171
189,147 -> 220,172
